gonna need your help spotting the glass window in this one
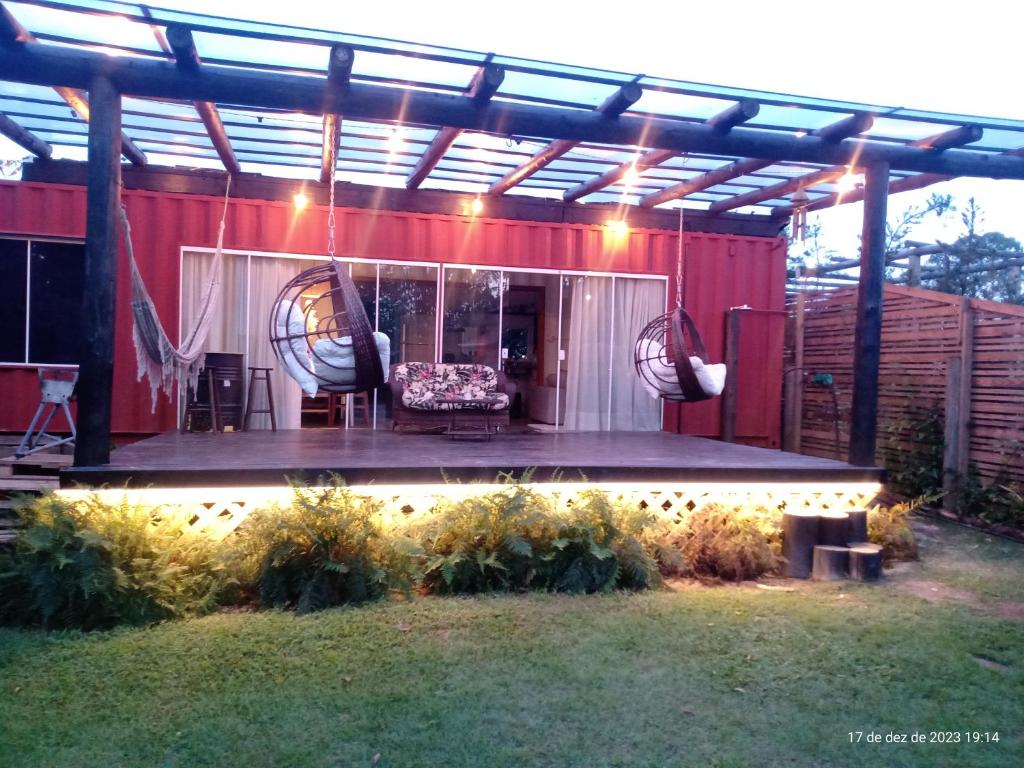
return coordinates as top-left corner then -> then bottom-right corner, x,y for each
442,267 -> 501,366
0,238 -> 28,363
378,264 -> 438,366
28,241 -> 84,365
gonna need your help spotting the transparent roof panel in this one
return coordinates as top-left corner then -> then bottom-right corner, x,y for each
1,0 -> 1021,214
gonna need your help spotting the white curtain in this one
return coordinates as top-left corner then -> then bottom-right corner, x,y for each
564,276 -> 614,430
611,278 -> 663,431
246,257 -> 319,430
181,250 -> 247,355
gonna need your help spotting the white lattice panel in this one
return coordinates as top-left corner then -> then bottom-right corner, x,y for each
57,480 -> 881,537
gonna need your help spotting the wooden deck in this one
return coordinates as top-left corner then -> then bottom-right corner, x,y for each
61,430 -> 884,488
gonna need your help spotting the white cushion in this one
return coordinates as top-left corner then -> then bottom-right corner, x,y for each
636,338 -> 725,400
311,332 -> 391,387
273,300 -> 319,397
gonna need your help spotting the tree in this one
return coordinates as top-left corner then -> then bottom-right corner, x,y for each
921,198 -> 1024,304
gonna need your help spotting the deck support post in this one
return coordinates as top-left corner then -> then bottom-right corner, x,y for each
848,160 -> 889,467
721,308 -> 742,442
73,75 -> 121,467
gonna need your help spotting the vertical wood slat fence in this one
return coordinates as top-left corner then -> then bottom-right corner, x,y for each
785,285 -> 1024,498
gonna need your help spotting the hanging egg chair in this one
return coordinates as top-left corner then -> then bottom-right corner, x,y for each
634,307 -> 724,402
269,171 -> 388,397
270,261 -> 388,396
633,207 -> 726,402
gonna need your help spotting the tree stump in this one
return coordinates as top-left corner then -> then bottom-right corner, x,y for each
847,509 -> 869,544
812,545 -> 849,580
849,543 -> 883,581
782,510 -> 820,578
819,511 -> 851,546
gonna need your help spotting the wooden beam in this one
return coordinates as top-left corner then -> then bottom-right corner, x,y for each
707,115 -> 874,213
564,100 -> 758,202
407,64 -> 504,189
773,126 -> 994,216
0,110 -> 51,157
25,158 -> 785,237
487,82 -> 642,195
642,113 -> 873,209
0,4 -> 146,166
4,43 -> 1022,178
847,160 -> 889,467
165,25 -> 240,175
320,44 -> 354,184
73,75 -> 121,468
709,166 -> 847,214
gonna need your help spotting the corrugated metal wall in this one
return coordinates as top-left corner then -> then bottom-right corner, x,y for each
0,180 -> 786,438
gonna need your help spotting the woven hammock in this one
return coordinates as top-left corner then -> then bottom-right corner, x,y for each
122,178 -> 231,411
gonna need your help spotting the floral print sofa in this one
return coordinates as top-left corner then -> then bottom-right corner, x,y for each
389,362 -> 512,432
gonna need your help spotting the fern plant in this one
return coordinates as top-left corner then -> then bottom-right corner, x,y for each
226,480 -> 419,614
655,505 -> 780,582
419,484 -> 555,594
868,496 -> 926,563
0,494 -> 222,630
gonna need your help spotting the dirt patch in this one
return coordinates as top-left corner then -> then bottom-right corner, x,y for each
990,602 -> 1024,621
973,655 -> 1010,672
897,579 -> 978,605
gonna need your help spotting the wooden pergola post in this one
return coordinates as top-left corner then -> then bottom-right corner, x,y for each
848,160 -> 889,466
73,75 -> 121,467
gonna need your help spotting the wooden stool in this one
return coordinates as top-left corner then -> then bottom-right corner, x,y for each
243,367 -> 277,431
183,367 -> 223,433
327,392 -> 371,428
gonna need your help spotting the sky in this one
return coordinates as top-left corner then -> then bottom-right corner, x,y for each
2,0 -> 1022,261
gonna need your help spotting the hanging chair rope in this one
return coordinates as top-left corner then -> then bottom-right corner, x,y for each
124,176 -> 232,410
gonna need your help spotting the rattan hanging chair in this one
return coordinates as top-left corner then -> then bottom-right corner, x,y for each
632,207 -> 725,402
634,307 -> 715,402
270,260 -> 386,395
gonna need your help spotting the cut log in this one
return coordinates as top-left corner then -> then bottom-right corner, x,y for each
812,545 -> 849,581
849,544 -> 883,581
847,509 -> 868,544
819,511 -> 851,546
782,510 -> 820,578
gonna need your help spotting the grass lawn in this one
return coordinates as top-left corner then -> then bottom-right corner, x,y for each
1,516 -> 1022,768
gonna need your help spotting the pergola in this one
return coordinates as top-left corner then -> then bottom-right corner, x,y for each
2,0 -> 1024,470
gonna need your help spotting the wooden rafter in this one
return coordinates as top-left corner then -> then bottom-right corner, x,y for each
563,100 -> 758,202
164,26 -> 240,175
772,125 -> 991,217
487,82 -> 643,196
640,114 -> 873,209
320,44 -> 354,184
406,64 -> 504,189
0,2 -> 146,165
0,110 -> 51,157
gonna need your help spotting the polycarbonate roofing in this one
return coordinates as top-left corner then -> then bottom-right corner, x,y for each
2,0 -> 1023,214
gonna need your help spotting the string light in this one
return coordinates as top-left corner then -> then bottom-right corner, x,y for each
292,192 -> 309,210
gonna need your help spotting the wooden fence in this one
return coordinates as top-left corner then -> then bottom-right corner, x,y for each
785,285 -> 1024,498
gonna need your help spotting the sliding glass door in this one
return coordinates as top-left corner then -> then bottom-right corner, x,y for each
181,249 -> 664,432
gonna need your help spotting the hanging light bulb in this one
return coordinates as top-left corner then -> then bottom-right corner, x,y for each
836,168 -> 858,193
293,192 -> 309,210
387,128 -> 405,154
470,196 -> 483,215
607,219 -> 629,238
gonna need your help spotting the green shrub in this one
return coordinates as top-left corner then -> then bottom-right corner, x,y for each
656,506 -> 780,582
418,484 -> 660,595
0,494 -> 221,630
226,482 -> 419,614
867,497 -> 922,563
538,491 -> 660,593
